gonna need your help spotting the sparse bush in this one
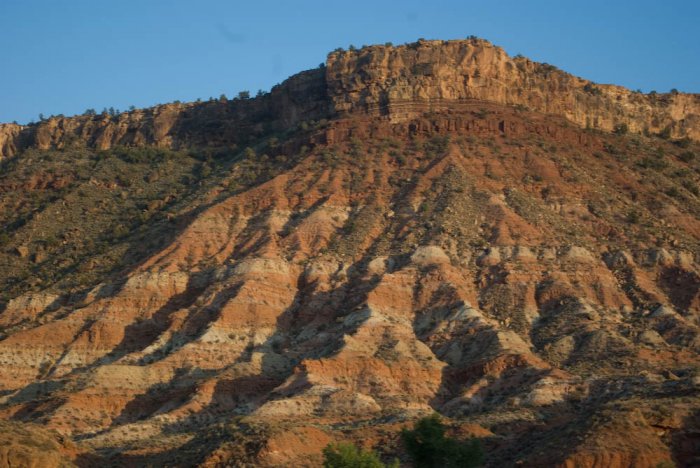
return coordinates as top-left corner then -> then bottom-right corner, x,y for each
113,224 -> 130,238
539,63 -> 558,74
475,108 -> 489,119
322,442 -> 396,468
675,138 -> 692,149
637,157 -> 668,170
390,150 -> 406,165
583,83 -> 602,96
243,147 -> 256,159
613,123 -> 629,135
665,187 -> 681,199
423,135 -> 451,155
658,126 -> 672,140
682,180 -> 699,196
678,151 -> 695,163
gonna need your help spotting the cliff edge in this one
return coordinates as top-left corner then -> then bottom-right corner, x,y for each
1,38 -> 699,160
326,38 -> 700,138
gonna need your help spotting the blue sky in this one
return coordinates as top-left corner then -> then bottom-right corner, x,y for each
1,0 -> 698,124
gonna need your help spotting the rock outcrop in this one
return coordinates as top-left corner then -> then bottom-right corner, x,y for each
0,68 -> 329,159
0,420 -> 76,467
2,38 -> 699,160
326,39 -> 700,138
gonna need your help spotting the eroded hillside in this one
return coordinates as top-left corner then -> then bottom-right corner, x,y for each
0,39 -> 699,467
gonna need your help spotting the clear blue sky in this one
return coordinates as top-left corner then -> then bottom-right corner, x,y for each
1,0 -> 698,124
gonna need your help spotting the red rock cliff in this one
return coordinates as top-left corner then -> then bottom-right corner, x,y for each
0,68 -> 328,158
1,38 -> 699,159
326,38 -> 700,139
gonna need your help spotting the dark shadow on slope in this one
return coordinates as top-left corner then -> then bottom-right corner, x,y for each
136,281 -> 244,366
401,272 -> 554,415
229,209 -> 277,260
671,408 -> 700,468
278,195 -> 331,238
43,318 -> 97,379
74,424 -> 237,468
659,266 -> 700,313
492,376 -> 700,466
148,268 -> 381,442
6,376 -> 69,423
110,368 -> 197,427
10,396 -> 68,423
99,274 -> 208,365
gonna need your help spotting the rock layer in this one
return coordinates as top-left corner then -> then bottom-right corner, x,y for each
2,38 -> 700,160
326,39 -> 700,138
0,68 -> 328,159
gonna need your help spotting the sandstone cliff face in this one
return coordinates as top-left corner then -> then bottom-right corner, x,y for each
0,123 -> 23,158
0,68 -> 328,159
2,39 -> 699,161
327,39 -> 700,138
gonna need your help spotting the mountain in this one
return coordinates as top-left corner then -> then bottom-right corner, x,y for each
0,38 -> 699,467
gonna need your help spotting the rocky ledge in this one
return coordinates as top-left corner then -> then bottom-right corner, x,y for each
1,38 -> 699,160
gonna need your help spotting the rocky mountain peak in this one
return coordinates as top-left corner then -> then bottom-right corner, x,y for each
1,38 -> 699,160
325,38 -> 700,138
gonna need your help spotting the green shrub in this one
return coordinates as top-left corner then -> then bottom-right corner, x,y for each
613,123 -> 629,135
665,187 -> 681,199
637,157 -> 668,170
682,180 -> 699,196
322,442 -> 397,468
626,210 -> 640,224
475,108 -> 489,119
674,138 -> 692,148
658,126 -> 673,140
113,224 -> 130,238
401,414 -> 483,468
583,83 -> 602,96
678,151 -> 695,163
424,135 -> 451,155
243,147 -> 256,159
